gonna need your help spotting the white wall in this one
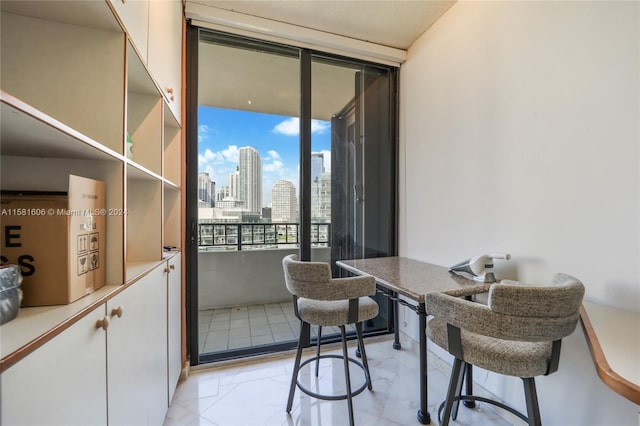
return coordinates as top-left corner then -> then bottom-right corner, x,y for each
399,1 -> 639,425
198,248 -> 330,309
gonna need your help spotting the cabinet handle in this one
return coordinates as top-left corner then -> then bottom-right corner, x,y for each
166,87 -> 174,94
164,267 -> 170,273
111,305 -> 124,318
95,316 -> 110,331
170,264 -> 175,270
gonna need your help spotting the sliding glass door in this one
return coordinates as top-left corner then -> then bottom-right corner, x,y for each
186,25 -> 397,364
310,56 -> 397,340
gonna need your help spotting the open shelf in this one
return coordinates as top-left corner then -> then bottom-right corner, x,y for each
1,8 -> 125,153
0,155 -> 125,287
163,102 -> 182,187
125,164 -> 162,272
163,183 -> 181,250
1,93 -> 122,162
127,42 -> 163,175
1,0 -> 123,32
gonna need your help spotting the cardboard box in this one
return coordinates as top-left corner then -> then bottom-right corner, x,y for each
0,175 -> 106,306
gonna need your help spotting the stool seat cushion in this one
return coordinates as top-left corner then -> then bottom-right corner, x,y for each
427,318 -> 552,378
297,296 -> 379,326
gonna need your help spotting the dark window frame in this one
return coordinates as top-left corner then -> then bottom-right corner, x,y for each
186,23 -> 398,365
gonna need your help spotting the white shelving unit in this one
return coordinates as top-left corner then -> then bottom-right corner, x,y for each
0,0 -> 183,388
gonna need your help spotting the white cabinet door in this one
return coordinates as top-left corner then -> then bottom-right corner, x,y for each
167,253 -> 182,403
148,0 -> 182,122
107,264 -> 168,426
1,305 -> 108,426
110,0 -> 149,61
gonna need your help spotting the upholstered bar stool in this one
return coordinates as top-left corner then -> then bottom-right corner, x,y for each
282,254 -> 379,426
426,273 -> 585,426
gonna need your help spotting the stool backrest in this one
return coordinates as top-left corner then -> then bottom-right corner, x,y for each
282,254 -> 332,300
427,273 -> 585,342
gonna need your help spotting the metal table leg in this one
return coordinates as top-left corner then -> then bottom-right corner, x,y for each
378,288 -> 430,423
462,295 -> 476,408
417,302 -> 431,424
393,294 -> 401,350
463,365 -> 476,408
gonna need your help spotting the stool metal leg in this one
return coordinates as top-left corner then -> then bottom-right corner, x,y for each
355,322 -> 372,390
340,325 -> 355,426
451,362 -> 467,420
523,377 -> 542,426
287,321 -> 309,413
440,358 -> 464,426
315,325 -> 322,377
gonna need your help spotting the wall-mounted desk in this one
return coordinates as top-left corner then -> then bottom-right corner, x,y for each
580,302 -> 640,405
336,256 -> 490,424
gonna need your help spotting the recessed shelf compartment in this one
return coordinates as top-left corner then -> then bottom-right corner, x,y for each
127,159 -> 164,182
127,42 -> 162,176
1,93 -> 122,162
125,164 -> 162,273
163,183 -> 181,250
1,0 -> 122,32
163,102 -> 182,187
0,9 -> 125,153
0,155 -> 125,288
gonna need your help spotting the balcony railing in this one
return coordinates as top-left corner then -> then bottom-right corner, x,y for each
198,222 -> 330,250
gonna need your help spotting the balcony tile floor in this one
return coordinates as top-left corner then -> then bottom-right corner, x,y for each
165,334 -> 514,426
199,302 -> 353,354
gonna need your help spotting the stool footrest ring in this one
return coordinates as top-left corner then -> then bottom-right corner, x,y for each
297,354 -> 370,401
438,395 -> 528,424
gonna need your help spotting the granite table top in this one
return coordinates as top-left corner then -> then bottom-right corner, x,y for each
336,256 -> 491,303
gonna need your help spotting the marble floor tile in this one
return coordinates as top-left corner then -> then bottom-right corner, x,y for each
165,335 -> 514,426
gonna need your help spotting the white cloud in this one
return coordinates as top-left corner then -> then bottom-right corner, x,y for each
267,150 -> 280,160
198,145 -> 239,165
198,148 -> 217,167
311,120 -> 329,134
274,118 -> 299,136
264,150 -> 284,173
273,118 -> 330,136
198,145 -> 241,186
220,145 -> 240,163
203,164 -> 215,180
198,124 -> 211,143
264,160 -> 283,173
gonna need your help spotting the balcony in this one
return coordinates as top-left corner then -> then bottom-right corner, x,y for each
198,222 -> 333,354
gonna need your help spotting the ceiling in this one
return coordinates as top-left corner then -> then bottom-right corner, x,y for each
188,0 -> 455,50
199,41 -> 361,120
190,0 -> 455,119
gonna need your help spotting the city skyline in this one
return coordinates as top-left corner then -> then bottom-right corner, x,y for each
198,106 -> 332,207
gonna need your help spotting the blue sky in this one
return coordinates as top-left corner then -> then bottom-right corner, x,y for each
198,106 -> 331,206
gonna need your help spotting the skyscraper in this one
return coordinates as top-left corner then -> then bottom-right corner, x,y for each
272,180 -> 297,222
239,146 -> 262,216
198,172 -> 215,208
217,185 -> 230,202
311,171 -> 331,222
311,152 -> 325,183
228,167 -> 239,199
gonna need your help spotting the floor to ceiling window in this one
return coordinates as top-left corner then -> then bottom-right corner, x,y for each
186,25 -> 398,364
